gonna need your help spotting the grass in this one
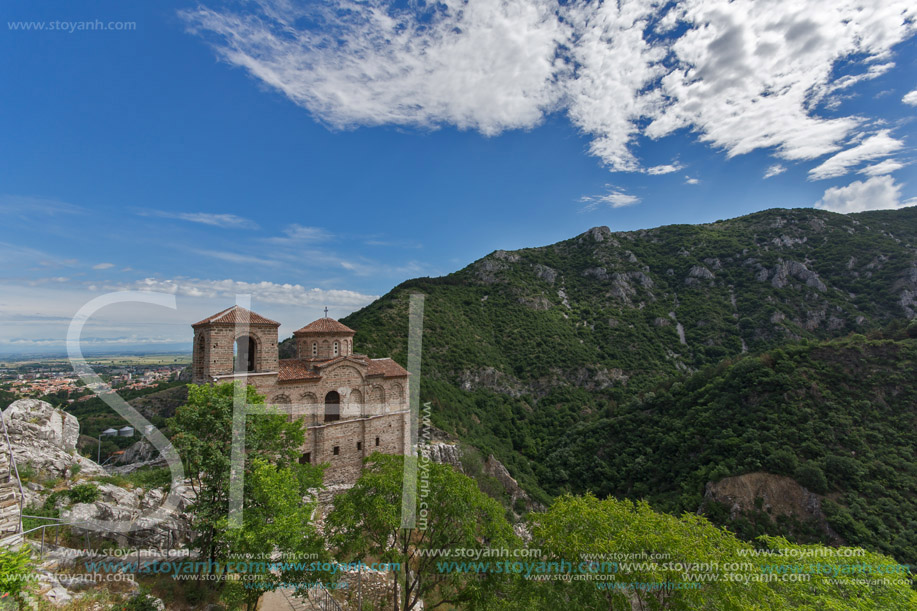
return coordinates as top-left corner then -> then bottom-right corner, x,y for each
94,466 -> 172,491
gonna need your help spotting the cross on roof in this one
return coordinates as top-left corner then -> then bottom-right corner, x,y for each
324,306 -> 328,318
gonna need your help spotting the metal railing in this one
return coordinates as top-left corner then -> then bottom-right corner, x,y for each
309,583 -> 343,611
20,515 -> 84,559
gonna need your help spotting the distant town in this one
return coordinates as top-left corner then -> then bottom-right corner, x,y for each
0,353 -> 191,406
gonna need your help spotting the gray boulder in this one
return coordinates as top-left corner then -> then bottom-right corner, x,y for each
2,399 -> 105,477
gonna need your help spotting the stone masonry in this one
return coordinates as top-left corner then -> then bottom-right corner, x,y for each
191,306 -> 409,486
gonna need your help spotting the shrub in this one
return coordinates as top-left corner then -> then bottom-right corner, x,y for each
16,461 -> 35,483
825,455 -> 863,487
68,483 -> 101,504
767,449 -> 799,475
795,463 -> 828,494
112,587 -> 160,611
0,546 -> 35,605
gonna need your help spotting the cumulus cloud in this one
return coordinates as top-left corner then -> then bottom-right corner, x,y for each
142,210 -> 259,229
808,130 -> 904,180
814,175 -> 912,214
580,186 -> 640,210
92,263 -> 115,270
903,88 -> 917,106
763,164 -> 787,179
684,176 -> 700,185
120,277 -> 378,308
180,0 -> 917,172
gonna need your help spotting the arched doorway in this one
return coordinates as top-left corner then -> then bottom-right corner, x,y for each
324,390 -> 340,422
235,336 -> 257,373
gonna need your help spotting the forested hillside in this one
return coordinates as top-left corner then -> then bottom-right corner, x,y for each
304,206 -> 917,560
545,334 -> 917,565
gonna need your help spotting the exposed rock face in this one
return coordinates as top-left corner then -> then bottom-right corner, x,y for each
701,472 -> 841,544
483,455 -> 530,508
769,260 -> 827,292
424,442 -> 463,473
458,367 -> 525,398
5,398 -> 78,451
2,399 -> 105,478
533,264 -> 557,285
115,439 -> 158,465
4,399 -> 194,554
62,481 -> 195,549
581,226 -> 611,243
688,265 -> 715,281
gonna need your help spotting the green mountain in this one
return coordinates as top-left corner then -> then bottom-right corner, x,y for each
281,206 -> 917,558
545,333 -> 917,565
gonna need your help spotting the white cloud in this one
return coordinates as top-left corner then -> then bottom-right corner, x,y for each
859,159 -> 907,176
647,1 -> 915,163
645,162 -> 684,175
125,277 -> 378,308
580,186 -> 640,211
192,249 -> 283,267
92,263 -> 115,270
903,88 -> 917,106
814,175 -> 911,214
684,176 -> 700,185
763,164 -> 787,179
181,0 -> 917,173
266,224 -> 332,245
0,194 -> 83,216
808,130 -> 904,180
181,0 -> 565,137
142,210 -> 259,229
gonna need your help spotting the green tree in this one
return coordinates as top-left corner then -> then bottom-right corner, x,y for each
225,458 -> 331,610
509,494 -> 917,610
168,382 -> 306,571
326,453 -> 518,610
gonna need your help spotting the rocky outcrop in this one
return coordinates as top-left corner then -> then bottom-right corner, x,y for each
115,439 -> 158,465
458,367 -> 525,398
424,442 -> 463,472
483,455 -> 532,510
532,264 -> 557,285
701,472 -> 841,544
4,399 -> 194,552
2,399 -> 105,478
62,481 -> 195,549
768,260 -> 828,292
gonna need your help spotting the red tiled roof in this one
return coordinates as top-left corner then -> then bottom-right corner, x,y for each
192,306 -> 280,327
293,317 -> 355,335
366,358 -> 408,378
278,359 -> 320,382
278,354 -> 407,381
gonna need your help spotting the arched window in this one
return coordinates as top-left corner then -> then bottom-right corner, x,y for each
234,336 -> 257,372
333,341 -> 339,356
324,391 -> 340,422
312,342 -> 317,357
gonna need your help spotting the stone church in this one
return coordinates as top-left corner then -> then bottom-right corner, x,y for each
191,305 -> 409,486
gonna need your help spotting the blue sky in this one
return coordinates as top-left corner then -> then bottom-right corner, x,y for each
1,0 -> 916,353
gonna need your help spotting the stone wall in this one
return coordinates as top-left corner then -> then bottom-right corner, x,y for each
301,411 -> 409,486
192,324 -> 279,383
